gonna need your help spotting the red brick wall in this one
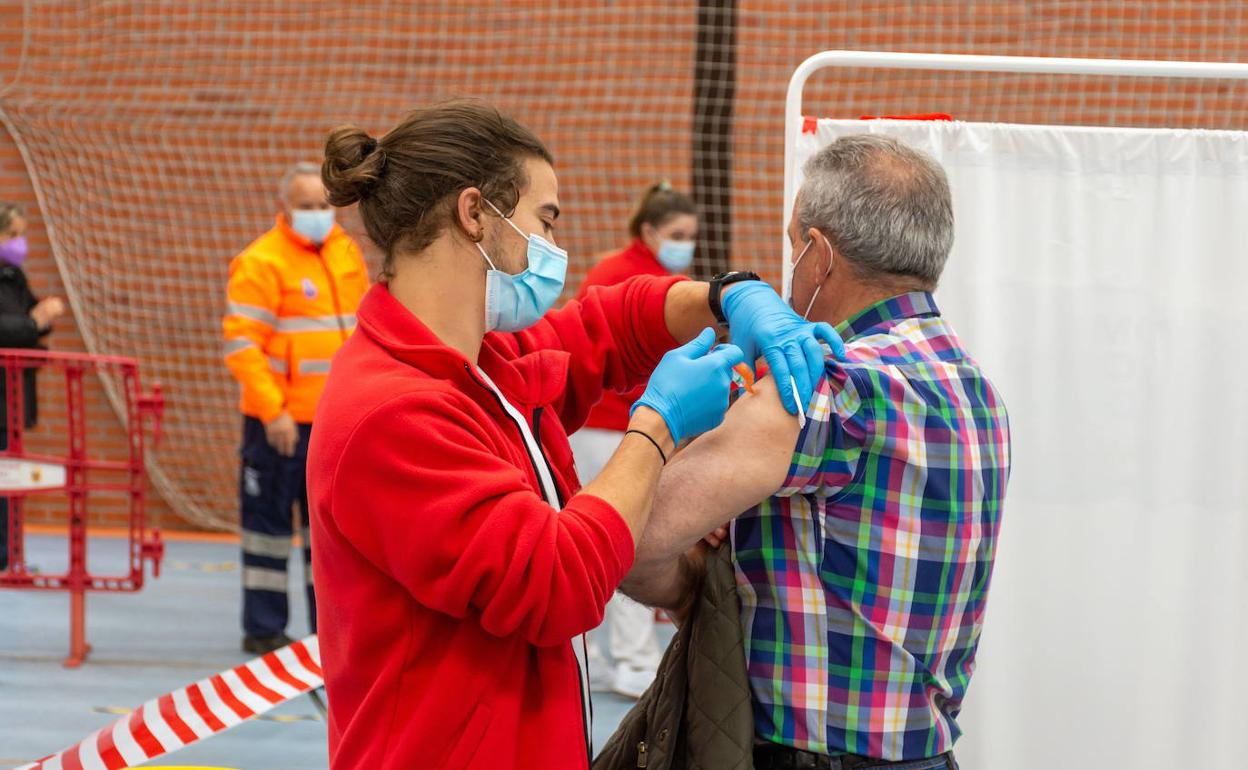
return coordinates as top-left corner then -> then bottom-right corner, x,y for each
0,0 -> 174,529
0,1 -> 1242,529
732,1 -> 1248,283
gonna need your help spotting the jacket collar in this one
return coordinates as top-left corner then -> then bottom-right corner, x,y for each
356,283 -> 568,408
835,291 -> 941,343
624,238 -> 666,272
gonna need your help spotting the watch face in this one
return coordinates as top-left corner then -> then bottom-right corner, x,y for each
716,271 -> 758,283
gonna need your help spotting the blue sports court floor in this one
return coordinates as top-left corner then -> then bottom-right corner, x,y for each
0,533 -> 656,769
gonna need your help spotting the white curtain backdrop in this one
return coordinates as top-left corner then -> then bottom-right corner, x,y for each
791,119 -> 1248,770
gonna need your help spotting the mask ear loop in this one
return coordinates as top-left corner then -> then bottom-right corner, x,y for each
476,241 -> 498,271
469,207 -> 497,270
475,197 -> 516,271
484,198 -> 530,240
800,233 -> 833,320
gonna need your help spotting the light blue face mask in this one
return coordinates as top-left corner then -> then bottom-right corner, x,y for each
655,239 -> 695,273
291,209 -> 335,245
478,199 -> 569,332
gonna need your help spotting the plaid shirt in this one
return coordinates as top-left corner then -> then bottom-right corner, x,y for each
732,292 -> 1010,761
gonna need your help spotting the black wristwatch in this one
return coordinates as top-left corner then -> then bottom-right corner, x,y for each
708,270 -> 761,327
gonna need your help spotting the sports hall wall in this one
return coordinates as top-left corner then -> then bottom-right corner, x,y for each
0,1 -> 1243,529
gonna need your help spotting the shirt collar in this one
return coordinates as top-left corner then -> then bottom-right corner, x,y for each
624,237 -> 665,268
835,291 -> 941,342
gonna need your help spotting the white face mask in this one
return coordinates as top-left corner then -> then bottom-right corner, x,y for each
291,209 -> 335,245
655,239 -> 695,272
788,236 -> 832,320
476,199 -> 569,333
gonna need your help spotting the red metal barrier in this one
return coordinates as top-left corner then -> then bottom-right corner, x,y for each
0,349 -> 165,667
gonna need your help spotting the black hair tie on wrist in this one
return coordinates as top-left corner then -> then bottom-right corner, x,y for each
626,429 -> 668,465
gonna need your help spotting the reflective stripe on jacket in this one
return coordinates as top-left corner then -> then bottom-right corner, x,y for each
223,214 -> 369,423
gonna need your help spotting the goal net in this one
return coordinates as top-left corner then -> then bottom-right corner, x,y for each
0,1 -> 1244,528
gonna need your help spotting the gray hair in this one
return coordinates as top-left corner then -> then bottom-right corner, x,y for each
797,134 -> 953,286
279,161 -> 323,201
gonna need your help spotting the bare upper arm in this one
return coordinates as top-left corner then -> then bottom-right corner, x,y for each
634,375 -> 800,568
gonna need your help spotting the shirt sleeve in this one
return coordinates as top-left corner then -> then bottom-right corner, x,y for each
0,313 -> 40,348
327,389 -> 637,648
507,274 -> 683,434
776,364 -> 872,498
0,275 -> 43,348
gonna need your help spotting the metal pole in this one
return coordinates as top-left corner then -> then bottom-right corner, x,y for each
3,354 -> 22,573
64,364 -> 89,667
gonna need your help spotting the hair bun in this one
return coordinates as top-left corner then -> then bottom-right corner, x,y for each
322,125 -> 385,206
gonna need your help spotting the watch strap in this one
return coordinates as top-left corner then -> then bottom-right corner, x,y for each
708,271 -> 761,326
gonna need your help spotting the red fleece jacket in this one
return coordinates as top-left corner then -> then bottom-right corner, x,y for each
308,274 -> 682,769
576,239 -> 673,432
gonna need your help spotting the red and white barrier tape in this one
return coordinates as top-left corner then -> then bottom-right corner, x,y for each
15,636 -> 322,770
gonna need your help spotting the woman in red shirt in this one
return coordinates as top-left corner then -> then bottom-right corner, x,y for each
307,100 -> 837,769
572,183 -> 697,698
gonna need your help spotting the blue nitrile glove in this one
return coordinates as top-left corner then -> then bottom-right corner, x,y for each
630,327 -> 746,445
720,281 -> 846,415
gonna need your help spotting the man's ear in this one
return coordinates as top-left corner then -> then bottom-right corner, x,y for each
805,226 -> 824,247
809,228 -> 835,274
456,187 -> 487,242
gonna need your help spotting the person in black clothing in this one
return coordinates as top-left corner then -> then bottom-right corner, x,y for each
0,203 -> 65,570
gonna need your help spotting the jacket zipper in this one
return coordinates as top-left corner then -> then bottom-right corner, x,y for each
463,363 -> 592,762
637,740 -> 648,768
530,406 -> 566,508
463,363 -> 554,504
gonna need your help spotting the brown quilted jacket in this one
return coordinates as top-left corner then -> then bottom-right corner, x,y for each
593,546 -> 754,770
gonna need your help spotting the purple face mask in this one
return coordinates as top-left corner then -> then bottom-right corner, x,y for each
0,236 -> 28,267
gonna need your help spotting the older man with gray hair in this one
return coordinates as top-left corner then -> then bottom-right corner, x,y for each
623,134 -> 1011,769
223,161 -> 369,654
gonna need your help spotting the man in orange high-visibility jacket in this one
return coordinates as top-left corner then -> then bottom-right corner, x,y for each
223,161 -> 369,654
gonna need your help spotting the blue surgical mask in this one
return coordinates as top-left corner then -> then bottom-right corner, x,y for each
656,239 -> 695,273
291,209 -> 335,245
478,199 -> 568,332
